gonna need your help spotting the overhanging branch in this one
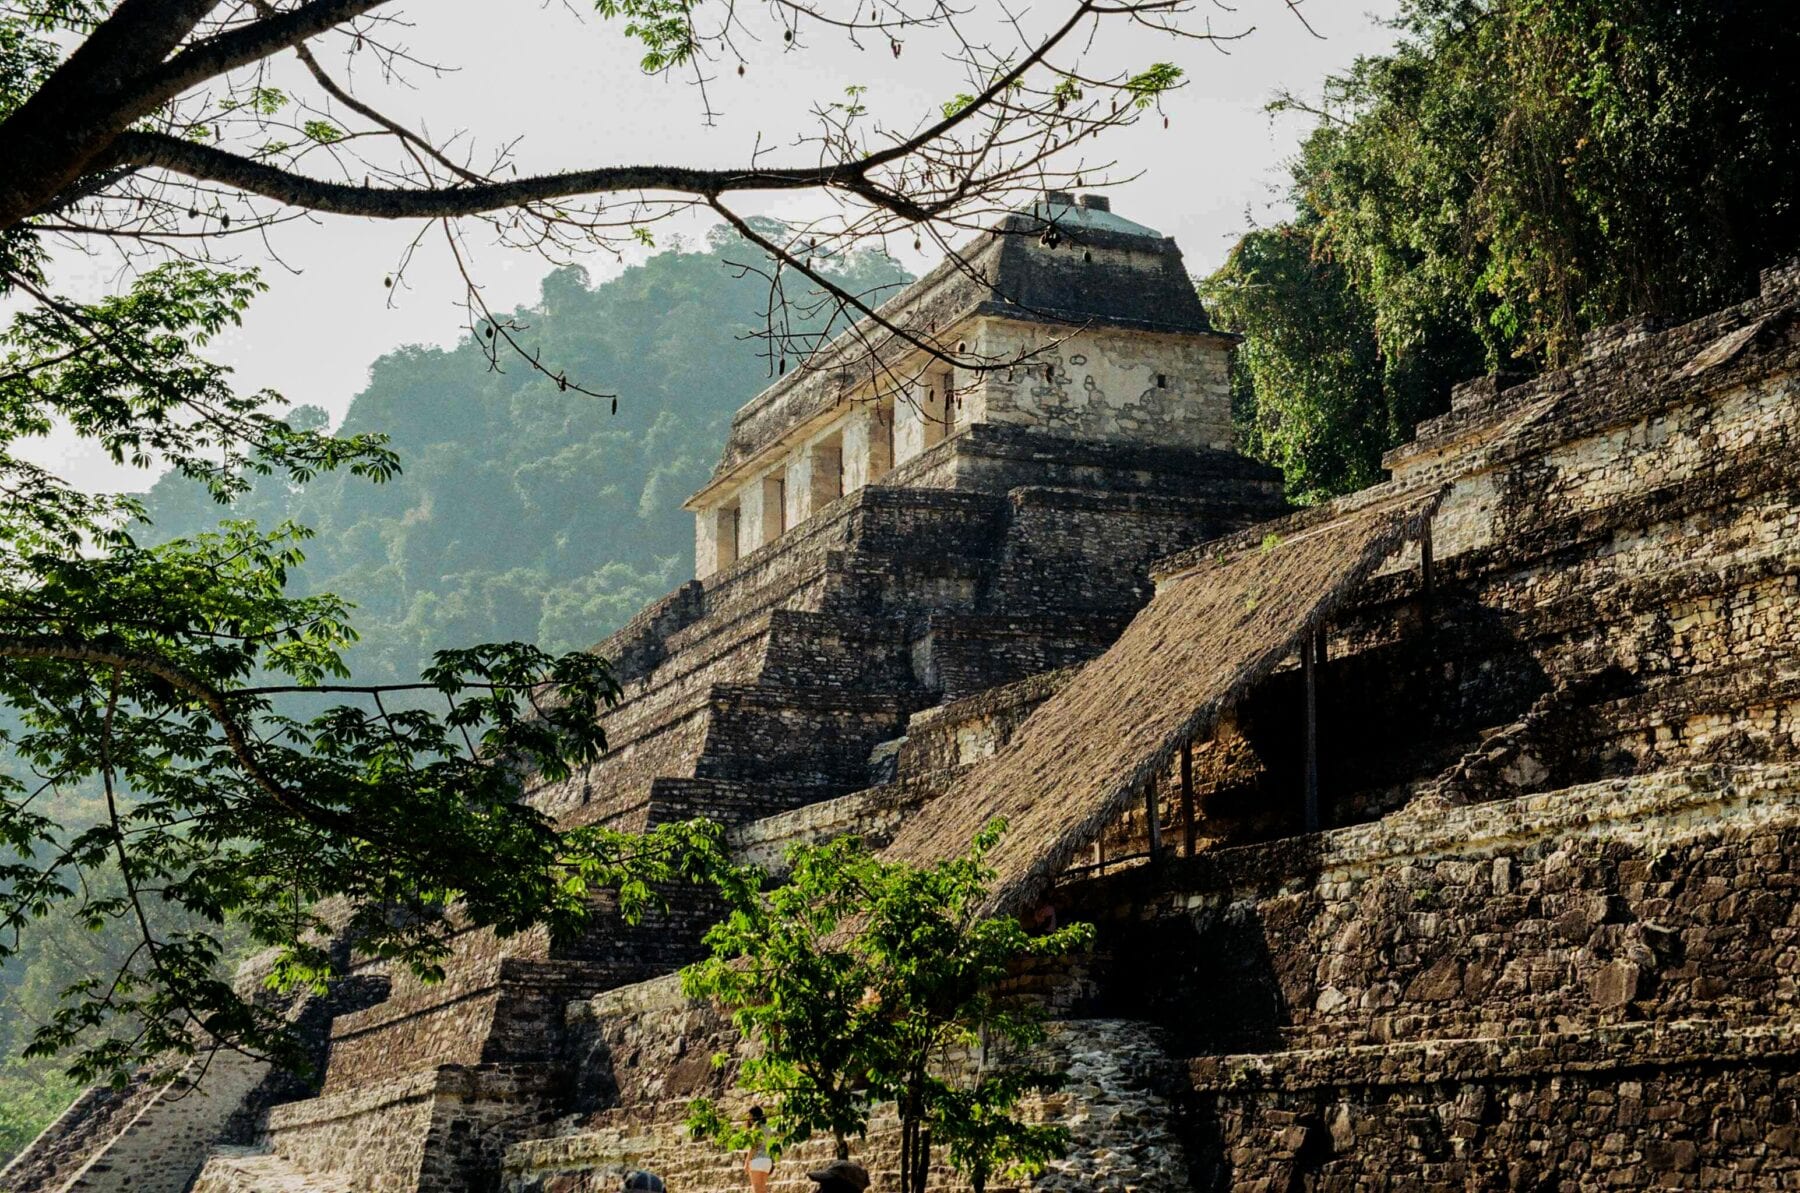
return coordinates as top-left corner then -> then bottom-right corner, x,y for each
1,635 -> 360,836
144,0 -> 396,116
108,130 -> 876,219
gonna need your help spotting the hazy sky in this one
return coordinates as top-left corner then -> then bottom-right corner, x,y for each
32,0 -> 1403,490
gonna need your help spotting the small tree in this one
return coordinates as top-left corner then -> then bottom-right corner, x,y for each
681,835 -> 889,1160
682,821 -> 1092,1191
931,1072 -> 1072,1193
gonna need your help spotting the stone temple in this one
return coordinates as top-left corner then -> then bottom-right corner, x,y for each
11,196 -> 1800,1192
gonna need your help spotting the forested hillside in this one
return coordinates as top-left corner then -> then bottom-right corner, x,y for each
141,226 -> 910,681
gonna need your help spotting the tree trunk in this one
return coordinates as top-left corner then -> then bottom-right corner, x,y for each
898,1093 -> 912,1193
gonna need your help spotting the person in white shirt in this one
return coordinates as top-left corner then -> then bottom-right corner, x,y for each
744,1106 -> 774,1193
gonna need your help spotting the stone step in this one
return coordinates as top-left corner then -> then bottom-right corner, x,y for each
1185,1017 -> 1800,1096
693,684 -> 911,788
534,608 -> 925,824
192,1147 -> 354,1193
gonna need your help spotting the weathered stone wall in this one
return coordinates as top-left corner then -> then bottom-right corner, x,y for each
897,668 -> 1071,773
236,1066 -> 559,1193
974,319 -> 1235,452
1191,1025 -> 1800,1192
1069,764 -> 1800,1190
882,423 -> 1279,520
319,885 -> 726,1098
193,1146 -> 352,1190
728,777 -> 939,874
1119,267 -> 1800,851
513,1007 -> 1190,1193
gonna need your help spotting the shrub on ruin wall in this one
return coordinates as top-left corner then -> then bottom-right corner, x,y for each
682,820 -> 1092,1193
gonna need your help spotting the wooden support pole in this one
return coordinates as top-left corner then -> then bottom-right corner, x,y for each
1146,774 -> 1162,863
1420,518 -> 1435,625
1179,741 -> 1196,858
1303,634 -> 1320,833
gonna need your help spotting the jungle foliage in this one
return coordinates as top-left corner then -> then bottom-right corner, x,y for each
1206,0 -> 1800,501
682,822 -> 1092,1193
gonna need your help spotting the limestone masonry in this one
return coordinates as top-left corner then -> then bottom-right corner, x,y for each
12,201 -> 1800,1192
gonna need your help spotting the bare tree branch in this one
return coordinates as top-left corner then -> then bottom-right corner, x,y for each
106,129 -> 864,217
3,0 -> 1275,443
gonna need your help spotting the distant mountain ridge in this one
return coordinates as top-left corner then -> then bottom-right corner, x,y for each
141,227 -> 911,683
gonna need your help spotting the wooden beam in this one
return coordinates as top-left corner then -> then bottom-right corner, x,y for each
1420,518 -> 1435,623
1303,634 -> 1320,833
1179,740 -> 1196,857
1145,773 -> 1162,863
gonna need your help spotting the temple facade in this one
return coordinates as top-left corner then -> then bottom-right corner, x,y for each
684,193 -> 1238,578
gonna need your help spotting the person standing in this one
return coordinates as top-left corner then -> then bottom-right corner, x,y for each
744,1106 -> 774,1193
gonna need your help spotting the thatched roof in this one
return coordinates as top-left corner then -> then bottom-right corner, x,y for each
880,487 -> 1444,915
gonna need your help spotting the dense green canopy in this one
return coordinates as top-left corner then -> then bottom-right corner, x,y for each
1208,0 -> 1800,501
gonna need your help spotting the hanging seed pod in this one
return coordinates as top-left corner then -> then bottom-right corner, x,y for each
485,325 -> 495,340
383,275 -> 392,288
611,396 -> 618,414
738,63 -> 745,76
